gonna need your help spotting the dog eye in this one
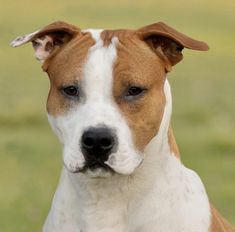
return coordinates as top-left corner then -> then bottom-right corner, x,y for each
124,86 -> 146,101
62,86 -> 79,98
127,87 -> 144,96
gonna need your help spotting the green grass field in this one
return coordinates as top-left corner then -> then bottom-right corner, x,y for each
0,0 -> 234,231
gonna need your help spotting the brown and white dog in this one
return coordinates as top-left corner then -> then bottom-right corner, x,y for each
12,21 -> 234,232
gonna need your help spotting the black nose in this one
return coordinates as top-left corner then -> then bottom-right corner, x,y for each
81,127 -> 116,164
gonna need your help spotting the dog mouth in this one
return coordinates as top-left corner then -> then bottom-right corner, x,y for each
88,161 -> 111,170
81,160 -> 115,174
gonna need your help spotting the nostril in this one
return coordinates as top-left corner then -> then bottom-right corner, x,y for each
100,137 -> 114,150
83,136 -> 95,149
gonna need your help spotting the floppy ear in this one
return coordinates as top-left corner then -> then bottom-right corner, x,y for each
11,21 -> 81,65
137,22 -> 209,72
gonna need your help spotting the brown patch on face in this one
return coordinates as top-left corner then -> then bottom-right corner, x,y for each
101,29 -> 134,47
113,33 -> 167,151
46,32 -> 95,116
168,125 -> 180,158
210,205 -> 235,232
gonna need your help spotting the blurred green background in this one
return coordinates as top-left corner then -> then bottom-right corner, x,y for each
0,0 -> 234,231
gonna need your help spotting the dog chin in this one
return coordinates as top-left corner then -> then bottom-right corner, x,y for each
86,167 -> 114,178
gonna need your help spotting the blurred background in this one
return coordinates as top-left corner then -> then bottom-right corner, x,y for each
0,0 -> 234,231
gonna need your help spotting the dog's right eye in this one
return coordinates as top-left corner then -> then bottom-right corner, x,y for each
61,86 -> 79,99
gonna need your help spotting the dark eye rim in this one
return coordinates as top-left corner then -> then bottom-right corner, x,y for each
126,86 -> 145,96
60,85 -> 80,99
124,85 -> 148,101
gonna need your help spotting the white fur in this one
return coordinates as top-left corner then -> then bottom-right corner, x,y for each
82,29 -> 103,42
44,31 -> 211,232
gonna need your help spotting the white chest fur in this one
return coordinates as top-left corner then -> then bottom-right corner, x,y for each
43,150 -> 211,232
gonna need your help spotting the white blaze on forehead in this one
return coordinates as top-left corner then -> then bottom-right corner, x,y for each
79,29 -> 120,126
82,29 -> 103,42
83,30 -> 117,103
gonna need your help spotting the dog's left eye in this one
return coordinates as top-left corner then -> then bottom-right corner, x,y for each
124,86 -> 146,101
127,87 -> 144,96
62,86 -> 79,98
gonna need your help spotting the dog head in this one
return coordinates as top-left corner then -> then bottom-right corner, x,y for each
12,21 -> 208,177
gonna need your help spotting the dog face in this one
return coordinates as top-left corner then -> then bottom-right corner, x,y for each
12,21 -> 208,177
46,29 -> 167,177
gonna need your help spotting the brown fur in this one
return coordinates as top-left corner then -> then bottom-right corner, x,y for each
137,22 -> 209,51
168,125 -> 180,157
210,205 -> 235,232
101,29 -> 134,47
113,33 -> 166,151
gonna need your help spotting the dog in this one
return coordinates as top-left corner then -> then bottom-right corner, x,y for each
11,21 -> 234,232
